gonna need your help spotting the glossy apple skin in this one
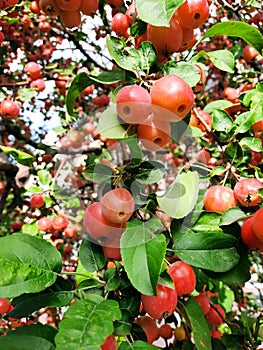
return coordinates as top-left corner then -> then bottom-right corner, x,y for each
101,188 -> 135,224
150,74 -> 194,121
204,185 -> 237,213
137,114 -> 171,151
174,0 -> 210,29
134,315 -> 159,344
233,178 -> 263,207
147,16 -> 183,56
168,260 -> 196,296
83,202 -> 125,244
252,208 -> 263,243
241,217 -> 263,250
206,304 -> 225,326
141,283 -> 177,321
116,85 -> 152,124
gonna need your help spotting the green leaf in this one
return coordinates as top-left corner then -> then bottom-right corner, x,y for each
17,88 -> 35,101
120,218 -> 166,295
199,50 -> 235,73
163,61 -> 200,87
212,109 -> 234,132
0,233 -> 62,298
180,299 -> 212,350
97,105 -> 132,139
37,169 -> 50,186
136,0 -> 185,26
173,230 -> 240,272
0,323 -> 57,350
84,163 -> 114,185
234,111 -> 254,134
55,299 -> 121,350
203,100 -> 233,114
192,212 -> 223,234
224,142 -> 243,165
66,68 -> 125,115
123,138 -> 143,161
136,161 -> 166,185
137,41 -> 157,71
220,207 -> 247,226
130,20 -> 148,37
21,222 -> 39,236
106,35 -> 140,72
119,340 -> 157,349
79,238 -> 106,272
201,21 -> 263,53
104,268 -> 121,291
8,277 -> 74,318
157,171 -> 199,219
0,146 -> 33,166
89,67 -> 125,84
240,137 -> 262,152
66,72 -> 93,116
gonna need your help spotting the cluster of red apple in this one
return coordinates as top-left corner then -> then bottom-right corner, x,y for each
111,0 -> 210,59
116,74 -> 194,151
83,188 -> 135,260
39,0 -> 98,29
133,259 -> 226,344
203,177 -> 263,252
24,61 -> 45,92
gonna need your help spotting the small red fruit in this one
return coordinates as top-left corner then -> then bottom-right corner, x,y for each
101,188 -> 135,224
168,260 -> 196,296
0,99 -> 20,120
100,334 -> 117,350
30,193 -> 45,209
194,292 -> 211,315
24,62 -> 41,81
116,85 -> 151,124
252,208 -> 263,242
134,315 -> 159,344
0,298 -> 12,314
150,74 -> 194,121
241,217 -> 263,250
206,304 -> 225,326
141,283 -> 177,321
159,323 -> 173,339
37,217 -> 54,232
233,178 -> 263,207
53,215 -> 68,231
204,185 -> 237,213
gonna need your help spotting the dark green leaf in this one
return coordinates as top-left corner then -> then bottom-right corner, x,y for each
0,323 -> 57,350
173,230 -> 240,272
0,146 -> 33,166
120,218 -> 166,295
212,110 -> 234,132
224,143 -> 243,165
104,268 -> 121,291
114,309 -> 133,336
180,299 -> 212,350
163,61 -> 200,87
106,35 -> 140,72
130,20 -> 147,37
0,233 -> 62,298
66,72 -> 93,116
221,334 -> 246,350
137,41 -> 157,70
55,299 -> 121,350
234,111 -> 255,134
136,0 -> 185,26
89,67 -> 125,84
157,171 -> 199,219
8,277 -> 74,318
79,238 -> 106,272
201,21 -> 263,53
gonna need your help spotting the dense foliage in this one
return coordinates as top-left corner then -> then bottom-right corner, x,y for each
0,0 -> 263,349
